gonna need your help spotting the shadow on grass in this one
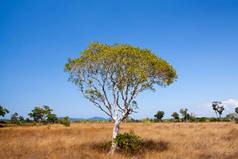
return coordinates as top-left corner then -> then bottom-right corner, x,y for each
85,139 -> 169,156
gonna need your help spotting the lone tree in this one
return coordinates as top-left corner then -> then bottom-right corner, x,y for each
154,111 -> 164,122
10,112 -> 21,125
64,42 -> 177,153
28,105 -> 56,125
212,101 -> 224,119
180,108 -> 188,122
0,105 -> 9,117
171,112 -> 179,121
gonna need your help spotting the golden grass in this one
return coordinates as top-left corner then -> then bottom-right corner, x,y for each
0,122 -> 238,159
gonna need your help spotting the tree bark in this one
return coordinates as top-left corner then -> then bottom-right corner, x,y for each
110,119 -> 122,153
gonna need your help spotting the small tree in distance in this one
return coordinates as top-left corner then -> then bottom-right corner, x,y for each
64,42 -> 177,153
171,112 -> 179,121
10,112 -> 21,125
154,111 -> 164,122
60,116 -> 70,127
235,107 -> 238,114
212,101 -> 224,119
19,116 -> 24,122
235,107 -> 238,123
180,108 -> 188,122
28,105 -> 57,125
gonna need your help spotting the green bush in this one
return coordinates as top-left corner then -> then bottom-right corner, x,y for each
209,117 -> 220,122
60,116 -> 70,127
235,118 -> 238,124
141,117 -> 151,124
196,117 -> 207,122
221,118 -> 230,122
114,132 -> 143,154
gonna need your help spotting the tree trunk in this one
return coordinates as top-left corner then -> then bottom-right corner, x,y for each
110,119 -> 121,154
215,111 -> 218,119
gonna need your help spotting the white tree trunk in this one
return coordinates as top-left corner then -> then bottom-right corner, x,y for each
110,119 -> 122,153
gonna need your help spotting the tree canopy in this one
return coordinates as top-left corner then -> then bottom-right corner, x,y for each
212,101 -> 224,119
65,42 -> 177,121
171,112 -> 179,120
28,105 -> 56,125
0,105 -> 9,117
154,111 -> 164,121
180,108 -> 188,122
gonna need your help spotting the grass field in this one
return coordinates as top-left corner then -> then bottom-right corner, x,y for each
0,122 -> 238,159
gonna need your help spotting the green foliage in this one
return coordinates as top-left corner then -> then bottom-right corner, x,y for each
234,107 -> 238,123
0,105 -> 9,117
28,107 -> 45,123
235,118 -> 238,124
46,113 -> 58,123
171,112 -> 179,120
212,101 -> 224,119
226,113 -> 237,121
28,105 -> 57,125
25,118 -> 32,123
189,113 -> 196,122
141,117 -> 151,124
19,116 -> 24,122
209,117 -> 221,122
114,132 -> 143,154
235,107 -> 238,114
154,111 -> 164,121
64,42 -> 177,120
180,108 -> 189,122
10,112 -> 22,126
60,116 -> 70,127
196,117 -> 207,122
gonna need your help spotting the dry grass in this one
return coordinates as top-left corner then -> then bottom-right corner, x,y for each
0,122 -> 238,159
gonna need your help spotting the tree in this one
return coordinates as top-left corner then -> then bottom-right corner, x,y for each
171,112 -> 179,120
47,113 -> 58,123
235,107 -> 238,114
154,111 -> 164,122
180,108 -> 188,122
28,107 -> 45,125
226,113 -> 237,121
217,106 -> 224,119
60,116 -> 70,127
25,118 -> 32,123
0,105 -> 9,117
28,105 -> 56,125
212,101 -> 224,119
19,116 -> 24,122
64,42 -> 177,153
10,112 -> 21,125
189,113 -> 196,122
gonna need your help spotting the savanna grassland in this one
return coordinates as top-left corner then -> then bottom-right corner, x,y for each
0,122 -> 238,159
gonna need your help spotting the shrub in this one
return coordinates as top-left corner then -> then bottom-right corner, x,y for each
196,117 -> 207,122
114,132 -> 143,154
221,118 -> 230,122
209,117 -> 220,122
90,134 -> 168,156
141,117 -> 151,124
235,118 -> 238,124
60,116 -> 70,127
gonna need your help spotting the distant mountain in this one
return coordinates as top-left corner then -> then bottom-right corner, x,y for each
87,116 -> 107,120
68,117 -> 85,121
59,116 -> 111,121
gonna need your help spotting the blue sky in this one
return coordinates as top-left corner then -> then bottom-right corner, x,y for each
1,0 -> 238,119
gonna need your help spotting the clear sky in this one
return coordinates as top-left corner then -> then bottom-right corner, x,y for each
1,0 -> 238,119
